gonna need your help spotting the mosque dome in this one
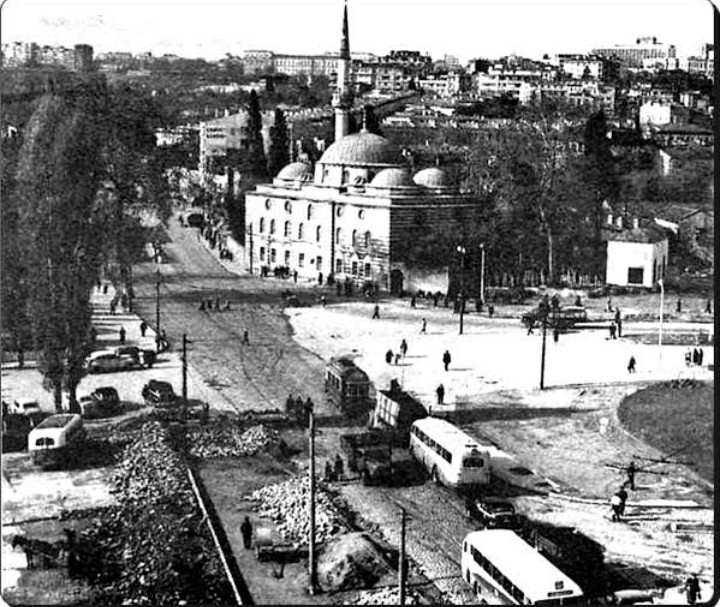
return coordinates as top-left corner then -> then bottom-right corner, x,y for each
319,130 -> 401,166
276,162 -> 313,181
413,167 -> 450,188
370,168 -> 416,188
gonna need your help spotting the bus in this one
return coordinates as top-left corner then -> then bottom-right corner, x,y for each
462,529 -> 584,605
27,414 -> 86,469
409,417 -> 491,487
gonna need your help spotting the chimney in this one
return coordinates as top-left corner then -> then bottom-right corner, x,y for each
615,216 -> 623,229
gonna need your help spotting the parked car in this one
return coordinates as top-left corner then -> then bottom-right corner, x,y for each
85,350 -> 140,374
141,380 -> 178,407
186,212 -> 205,228
521,306 -> 588,331
470,498 -> 518,529
78,387 -> 121,419
11,398 -> 41,417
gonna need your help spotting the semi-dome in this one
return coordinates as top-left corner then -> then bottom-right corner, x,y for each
413,167 -> 450,188
370,168 -> 416,188
319,130 -> 401,166
276,162 -> 313,181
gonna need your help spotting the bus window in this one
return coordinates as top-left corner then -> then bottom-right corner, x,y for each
464,457 -> 485,468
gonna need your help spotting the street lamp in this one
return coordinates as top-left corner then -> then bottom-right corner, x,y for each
658,279 -> 664,365
456,245 -> 466,335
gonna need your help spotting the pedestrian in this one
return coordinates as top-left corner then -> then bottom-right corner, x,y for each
119,326 -> 126,344
476,299 -> 483,314
698,348 -> 704,366
214,296 -> 221,311
324,460 -> 335,482
433,293 -> 439,307
243,330 -> 249,344
705,298 -> 712,314
295,396 -> 305,423
625,460 -> 637,490
436,383 -> 445,404
372,304 -> 380,319
394,352 -> 401,365
400,338 -> 408,358
199,300 -> 206,311
609,323 -> 617,340
140,321 -> 147,337
610,493 -> 623,522
293,270 -> 298,283
527,320 -> 535,335
410,295 -> 416,308
334,454 -> 344,480
109,300 -> 116,315
318,272 -> 323,285
443,349 -> 451,372
553,329 -> 559,344
421,318 -> 427,334
685,348 -> 692,366
488,303 -> 495,318
320,295 -> 327,307
627,355 -> 636,373
575,295 -> 582,307
606,297 -> 613,313
206,299 -> 213,310
676,297 -> 682,314
685,573 -> 701,606
285,394 -> 295,416
692,347 -> 699,365
103,283 -> 109,295
385,349 -> 393,365
89,326 -> 97,343
201,401 -> 210,425
240,516 -> 253,549
616,318 -> 623,338
617,487 -> 628,516
16,349 -> 24,369
224,300 -> 231,311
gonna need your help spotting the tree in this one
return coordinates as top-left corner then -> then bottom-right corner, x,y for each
267,107 -> 290,177
246,90 -> 267,177
362,104 -> 383,135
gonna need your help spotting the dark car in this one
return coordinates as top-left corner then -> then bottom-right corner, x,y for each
79,387 -> 121,418
470,498 -> 518,529
141,380 -> 178,407
186,213 -> 205,228
521,306 -> 588,331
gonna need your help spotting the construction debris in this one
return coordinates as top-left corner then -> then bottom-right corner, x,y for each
246,476 -> 345,543
188,423 -> 279,458
347,587 -> 423,605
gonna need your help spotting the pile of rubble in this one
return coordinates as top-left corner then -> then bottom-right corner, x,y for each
246,476 -> 345,543
348,587 -> 423,605
188,423 -> 278,458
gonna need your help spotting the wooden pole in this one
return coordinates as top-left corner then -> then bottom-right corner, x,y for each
308,410 -> 318,594
399,507 -> 406,605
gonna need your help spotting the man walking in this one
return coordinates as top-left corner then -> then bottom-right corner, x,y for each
443,349 -> 451,372
610,492 -> 623,522
420,318 -> 427,334
685,573 -> 701,606
119,326 -> 126,344
240,516 -> 253,549
627,355 -> 636,373
140,320 -> 147,337
553,329 -> 559,344
385,349 -> 394,365
400,339 -> 408,359
436,383 -> 445,404
372,304 -> 380,319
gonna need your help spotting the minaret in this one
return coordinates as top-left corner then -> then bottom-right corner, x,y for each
332,0 -> 353,141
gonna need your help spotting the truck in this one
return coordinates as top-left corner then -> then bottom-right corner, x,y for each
340,431 -> 420,486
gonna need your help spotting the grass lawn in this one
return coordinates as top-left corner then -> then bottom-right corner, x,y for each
618,381 -> 713,483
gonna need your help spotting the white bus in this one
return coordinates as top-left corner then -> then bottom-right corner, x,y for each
462,530 -> 584,605
409,417 -> 491,487
28,414 -> 86,469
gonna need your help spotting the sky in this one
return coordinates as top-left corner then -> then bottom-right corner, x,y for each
0,0 -> 715,63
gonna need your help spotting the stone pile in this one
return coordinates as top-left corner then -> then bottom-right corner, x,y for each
348,588 -> 422,605
246,476 -> 345,543
188,423 -> 278,458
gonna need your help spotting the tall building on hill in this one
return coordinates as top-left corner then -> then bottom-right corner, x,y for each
243,1 -> 486,293
593,36 -> 676,68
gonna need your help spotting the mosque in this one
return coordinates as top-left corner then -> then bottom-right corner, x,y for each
244,2 -> 486,293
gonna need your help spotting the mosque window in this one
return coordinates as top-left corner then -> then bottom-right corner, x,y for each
352,230 -> 357,247
284,221 -> 291,237
342,168 -> 351,184
337,206 -> 344,217
365,231 -> 371,248
270,219 -> 276,234
358,209 -> 365,219
364,263 -> 371,277
298,223 -> 304,240
335,259 -> 343,274
316,226 -> 322,242
307,204 -> 314,220
259,218 -> 265,233
259,247 -> 265,261
265,199 -> 272,210
285,200 -> 292,213
335,227 -> 342,244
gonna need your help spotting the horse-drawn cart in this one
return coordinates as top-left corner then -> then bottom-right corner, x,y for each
254,525 -> 308,563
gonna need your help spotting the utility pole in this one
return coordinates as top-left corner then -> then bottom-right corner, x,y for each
540,296 -> 548,390
308,409 -> 318,595
456,245 -> 466,335
399,507 -> 407,605
155,269 -> 161,352
182,333 -> 191,404
479,243 -> 486,305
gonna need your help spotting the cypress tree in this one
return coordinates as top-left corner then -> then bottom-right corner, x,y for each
247,90 -> 267,177
267,107 -> 290,177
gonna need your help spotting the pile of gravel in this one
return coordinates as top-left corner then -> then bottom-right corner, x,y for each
347,587 -> 423,605
188,422 -> 279,458
246,476 -> 345,543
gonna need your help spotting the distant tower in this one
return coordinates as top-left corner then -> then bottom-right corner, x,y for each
332,0 -> 353,141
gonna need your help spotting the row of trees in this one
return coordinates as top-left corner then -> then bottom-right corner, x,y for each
1,78 -> 170,411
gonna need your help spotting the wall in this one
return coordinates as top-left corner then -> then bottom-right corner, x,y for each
606,239 -> 668,287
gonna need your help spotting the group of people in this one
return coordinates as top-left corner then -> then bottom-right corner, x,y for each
285,394 -> 314,427
199,298 -> 232,312
684,347 -> 705,367
324,454 -> 345,482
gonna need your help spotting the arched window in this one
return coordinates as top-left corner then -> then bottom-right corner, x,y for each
316,226 -> 322,242
351,229 -> 357,247
365,231 -> 371,248
342,168 -> 350,184
284,200 -> 292,213
270,219 -> 276,234
335,227 -> 342,244
284,221 -> 291,237
259,218 -> 265,233
307,205 -> 314,220
298,223 -> 304,240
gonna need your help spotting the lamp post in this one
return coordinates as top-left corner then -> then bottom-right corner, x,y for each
658,279 -> 664,366
456,245 -> 466,335
479,243 -> 486,305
